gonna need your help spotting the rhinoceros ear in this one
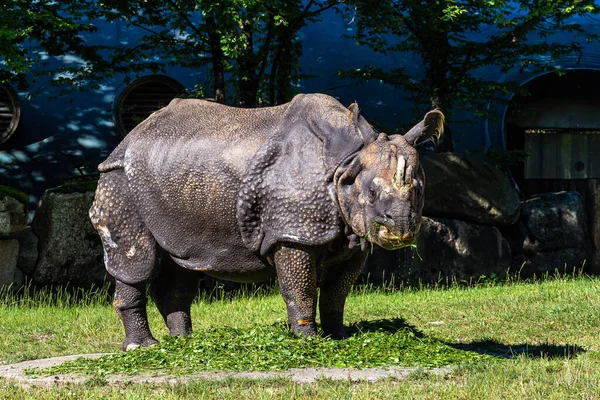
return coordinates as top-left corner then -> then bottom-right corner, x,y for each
348,102 -> 360,125
403,110 -> 444,146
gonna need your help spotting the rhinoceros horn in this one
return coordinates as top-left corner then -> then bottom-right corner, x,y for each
394,154 -> 406,188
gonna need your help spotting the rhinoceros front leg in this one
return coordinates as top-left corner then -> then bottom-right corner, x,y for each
113,280 -> 158,351
319,251 -> 368,339
274,244 -> 318,336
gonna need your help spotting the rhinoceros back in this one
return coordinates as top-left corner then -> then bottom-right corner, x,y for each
105,99 -> 290,278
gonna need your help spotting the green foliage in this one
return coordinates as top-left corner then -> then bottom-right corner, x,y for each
0,1 -> 107,92
342,0 -> 600,150
29,322 -> 488,377
1,0 -> 340,106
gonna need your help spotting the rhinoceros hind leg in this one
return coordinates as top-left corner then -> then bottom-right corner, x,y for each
91,170 -> 159,350
319,251 -> 368,339
274,245 -> 318,336
113,280 -> 158,351
150,256 -> 200,336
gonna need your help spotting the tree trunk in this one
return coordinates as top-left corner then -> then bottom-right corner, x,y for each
438,122 -> 454,153
275,43 -> 294,105
270,28 -> 299,105
268,54 -> 279,106
422,3 -> 453,153
206,15 -> 226,104
237,71 -> 259,108
429,80 -> 453,153
236,23 -> 259,108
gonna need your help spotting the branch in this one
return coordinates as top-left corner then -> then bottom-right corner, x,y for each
165,0 -> 210,46
307,1 -> 341,17
480,13 -> 546,65
256,17 -> 274,83
303,0 -> 316,16
449,44 -> 475,89
129,21 -> 167,37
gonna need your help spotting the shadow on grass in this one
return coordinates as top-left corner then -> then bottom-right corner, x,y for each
450,340 -> 586,360
346,318 -> 586,360
347,318 -> 422,336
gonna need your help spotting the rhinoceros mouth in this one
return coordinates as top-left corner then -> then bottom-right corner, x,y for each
372,224 -> 415,250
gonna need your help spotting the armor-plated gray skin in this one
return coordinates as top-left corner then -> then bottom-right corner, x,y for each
90,93 -> 444,351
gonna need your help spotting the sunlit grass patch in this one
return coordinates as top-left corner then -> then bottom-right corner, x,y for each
2,272 -> 600,398
3,271 -> 600,383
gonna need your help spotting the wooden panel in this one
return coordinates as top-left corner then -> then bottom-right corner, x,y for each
542,134 -> 559,179
524,134 -> 541,179
590,136 -> 600,178
570,134 -> 586,179
524,132 -> 600,179
560,133 -> 574,179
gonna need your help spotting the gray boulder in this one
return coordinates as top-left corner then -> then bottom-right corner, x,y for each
421,154 -> 520,226
0,239 -> 20,288
502,191 -> 592,275
0,186 -> 28,235
14,227 -> 38,274
589,179 -> 600,272
364,217 -> 512,284
30,180 -> 106,286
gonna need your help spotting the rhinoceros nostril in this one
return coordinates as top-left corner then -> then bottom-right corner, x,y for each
381,213 -> 395,226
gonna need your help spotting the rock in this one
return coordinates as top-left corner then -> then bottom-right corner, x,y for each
503,191 -> 592,275
30,180 -> 106,286
504,192 -> 591,274
13,267 -> 23,288
421,154 -> 520,226
586,179 -> 600,272
13,228 -> 38,274
0,239 -> 19,287
364,217 -> 512,284
0,186 -> 28,235
521,192 -> 587,252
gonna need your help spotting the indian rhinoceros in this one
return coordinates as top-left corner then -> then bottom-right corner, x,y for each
90,93 -> 443,350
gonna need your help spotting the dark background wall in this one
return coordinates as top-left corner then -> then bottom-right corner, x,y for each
1,10 -> 600,209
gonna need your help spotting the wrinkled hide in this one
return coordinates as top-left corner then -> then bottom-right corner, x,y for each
90,93 -> 443,350
95,94 -> 380,283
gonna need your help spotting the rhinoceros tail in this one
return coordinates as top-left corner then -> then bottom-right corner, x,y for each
98,134 -> 133,172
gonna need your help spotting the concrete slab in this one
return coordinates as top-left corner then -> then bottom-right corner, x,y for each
0,353 -> 453,386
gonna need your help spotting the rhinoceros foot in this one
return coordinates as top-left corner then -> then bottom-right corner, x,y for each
322,326 -> 349,340
122,336 -> 159,352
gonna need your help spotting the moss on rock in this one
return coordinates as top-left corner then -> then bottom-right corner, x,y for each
0,185 -> 29,208
47,179 -> 99,195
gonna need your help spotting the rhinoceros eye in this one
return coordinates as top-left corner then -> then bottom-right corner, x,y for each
368,186 -> 376,203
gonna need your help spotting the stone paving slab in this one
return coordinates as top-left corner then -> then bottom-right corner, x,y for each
0,353 -> 453,386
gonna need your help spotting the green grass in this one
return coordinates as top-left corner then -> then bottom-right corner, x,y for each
2,274 -> 600,398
